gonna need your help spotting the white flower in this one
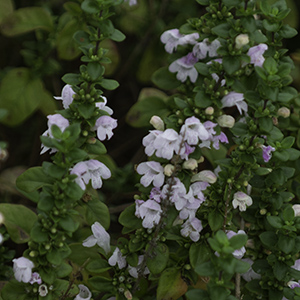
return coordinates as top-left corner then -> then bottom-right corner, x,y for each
0,233 -> 3,245
235,34 -> 249,49
137,161 -> 165,188
93,115 -> 117,141
232,192 -> 253,211
95,96 -> 113,115
39,284 -> 48,297
180,217 -> 203,242
142,130 -> 162,157
247,44 -> 268,67
293,204 -> 300,217
169,52 -> 198,83
108,247 -> 127,269
54,84 -> 76,109
138,200 -> 162,228
70,159 -> 111,190
160,29 -> 199,54
82,222 -> 110,255
221,92 -> 248,115
128,255 -> 150,278
180,116 -> 210,145
193,38 -> 221,59
74,284 -> 92,300
13,257 -> 34,283
191,170 -> 217,184
124,0 -> 137,6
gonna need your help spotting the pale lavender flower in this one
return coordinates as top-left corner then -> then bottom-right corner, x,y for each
108,247 -> 126,269
180,142 -> 196,160
153,129 -> 182,160
149,187 -> 162,203
160,29 -> 199,54
29,272 -> 42,285
82,222 -> 110,255
232,192 -> 253,211
54,84 -> 75,109
179,199 -> 201,220
138,200 -> 162,228
40,114 -> 70,154
70,159 -> 111,190
124,0 -> 137,5
247,44 -> 268,67
136,161 -> 164,188
169,52 -> 198,83
221,92 -> 248,114
193,38 -> 221,60
13,257 -> 34,283
261,145 -> 275,162
128,255 -> 150,278
142,130 -> 162,157
74,285 -> 92,300
227,230 -> 247,259
135,199 -> 144,218
180,217 -> 203,242
211,132 -> 229,150
288,281 -> 300,289
241,258 -> 261,282
95,96 -> 113,115
211,73 -> 226,86
93,115 -> 117,141
180,116 -> 210,145
292,259 -> 300,271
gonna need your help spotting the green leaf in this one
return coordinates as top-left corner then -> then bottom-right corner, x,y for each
1,7 -> 53,36
208,209 -> 223,231
281,136 -> 295,149
62,73 -> 82,85
282,206 -> 295,222
273,260 -> 289,280
194,90 -> 212,108
56,263 -> 73,278
223,56 -> 241,75
85,258 -> 111,274
100,79 -> 119,90
87,62 -> 104,81
194,62 -> 209,76
59,215 -> 79,233
230,122 -> 248,136
0,0 -> 13,24
258,117 -> 273,133
211,23 -> 231,38
0,280 -> 27,300
119,204 -> 142,231
16,166 -> 53,193
229,234 -> 247,250
267,216 -> 283,228
152,67 -> 181,90
278,235 -> 295,254
46,249 -> 63,265
157,268 -> 188,300
0,204 -> 37,243
30,223 -> 48,243
263,57 -> 278,75
280,24 -> 298,38
88,276 -> 113,292
85,139 -> 107,155
186,289 -> 209,300
207,285 -> 229,300
263,19 -> 280,32
259,231 -> 278,249
85,198 -> 110,229
0,68 -> 54,126
189,243 -> 211,269
110,29 -> 126,42
126,96 -> 169,128
68,243 -> 100,265
146,243 -> 169,274
81,0 -> 99,13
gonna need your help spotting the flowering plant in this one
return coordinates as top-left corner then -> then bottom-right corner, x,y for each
1,0 -> 300,300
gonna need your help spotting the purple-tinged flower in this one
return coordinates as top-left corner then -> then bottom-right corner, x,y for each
247,44 -> 268,67
74,284 -> 92,300
138,200 -> 162,229
193,38 -> 221,60
128,255 -> 150,278
153,129 -> 182,160
288,281 -> 300,289
261,145 -> 275,162
179,199 -> 202,220
169,53 -> 198,83
150,187 -> 162,203
40,114 -> 70,154
93,115 -> 117,141
108,247 -> 127,269
232,192 -> 253,211
292,259 -> 300,271
211,132 -> 229,150
241,258 -> 261,282
180,142 -> 195,160
142,130 -> 162,157
54,84 -> 75,109
70,159 -> 111,190
226,230 -> 247,259
160,29 -> 199,54
136,161 -> 164,188
211,73 -> 226,86
180,217 -> 203,242
95,96 -> 113,115
82,222 -> 110,254
180,116 -> 210,145
191,170 -> 217,184
221,92 -> 248,115
29,272 -> 42,285
13,257 -> 34,283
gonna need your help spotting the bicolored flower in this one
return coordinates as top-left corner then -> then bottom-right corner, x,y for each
169,52 -> 198,83
93,115 -> 117,141
136,161 -> 164,188
221,92 -> 248,115
29,272 -> 42,285
82,222 -> 110,255
74,285 -> 92,300
13,257 -> 34,283
261,145 -> 275,162
247,44 -> 268,67
54,84 -> 75,109
71,159 -> 111,190
180,217 -> 203,242
193,38 -> 221,60
232,192 -> 253,211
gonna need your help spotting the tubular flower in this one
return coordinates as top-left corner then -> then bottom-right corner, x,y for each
54,84 -> 76,109
261,145 -> 275,162
180,217 -> 203,242
193,38 -> 221,59
232,192 -> 253,211
221,92 -> 248,115
82,222 -> 111,255
108,247 -> 127,269
13,257 -> 34,283
93,115 -> 117,141
136,161 -> 165,188
247,44 -> 268,67
138,200 -> 162,229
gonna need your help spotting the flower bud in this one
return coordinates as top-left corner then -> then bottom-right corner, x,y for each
191,170 -> 217,184
183,158 -> 198,170
150,116 -> 165,131
197,156 -> 205,163
293,204 -> 300,217
205,107 -> 214,115
0,212 -> 4,225
277,107 -> 290,118
235,34 -> 249,49
164,164 -> 175,176
217,115 -> 235,128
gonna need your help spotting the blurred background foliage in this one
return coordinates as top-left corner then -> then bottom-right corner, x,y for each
0,0 -> 300,275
